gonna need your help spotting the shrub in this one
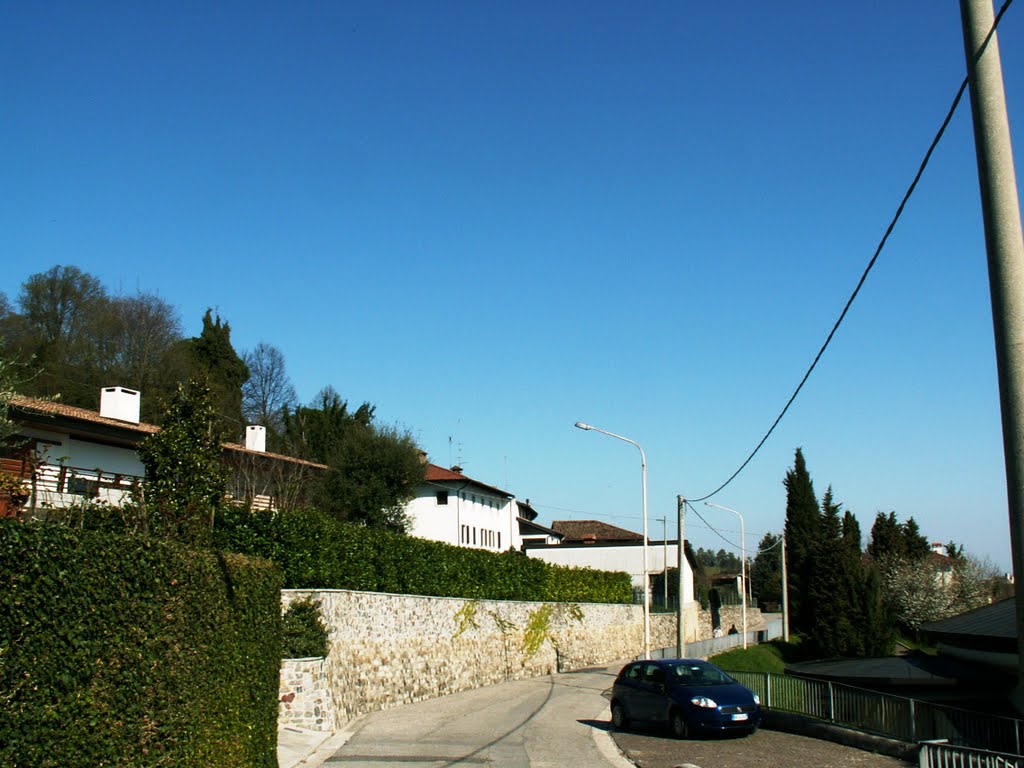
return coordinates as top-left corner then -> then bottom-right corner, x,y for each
215,505 -> 632,604
282,598 -> 330,658
0,521 -> 282,768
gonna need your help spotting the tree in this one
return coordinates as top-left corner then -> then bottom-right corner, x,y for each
0,344 -> 20,446
135,382 -> 228,544
314,421 -> 425,531
783,447 -> 821,632
178,310 -> 249,440
280,386 -> 373,463
805,487 -> 861,656
868,511 -> 931,562
103,292 -> 183,416
749,532 -> 783,608
242,341 -> 297,440
12,265 -> 108,405
282,387 -> 424,531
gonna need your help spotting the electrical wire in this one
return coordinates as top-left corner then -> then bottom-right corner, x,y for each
689,0 -> 1016,503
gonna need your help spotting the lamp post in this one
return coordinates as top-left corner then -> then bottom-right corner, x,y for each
574,421 -> 650,657
703,502 -> 747,649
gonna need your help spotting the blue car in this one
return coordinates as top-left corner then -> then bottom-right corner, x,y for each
609,658 -> 761,738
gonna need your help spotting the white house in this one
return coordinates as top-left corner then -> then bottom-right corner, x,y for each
405,463 -> 521,551
524,519 -> 696,605
3,387 -> 326,513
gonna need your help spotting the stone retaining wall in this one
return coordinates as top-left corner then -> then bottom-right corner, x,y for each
278,590 -> 765,731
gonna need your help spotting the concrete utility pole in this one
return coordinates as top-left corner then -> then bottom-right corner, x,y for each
660,516 -> 669,609
677,495 -> 686,657
781,532 -> 790,642
960,0 -> 1024,709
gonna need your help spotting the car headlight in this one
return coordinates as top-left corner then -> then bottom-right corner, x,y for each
690,696 -> 718,708
753,693 -> 761,706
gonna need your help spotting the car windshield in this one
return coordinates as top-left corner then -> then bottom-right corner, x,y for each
665,661 -> 734,686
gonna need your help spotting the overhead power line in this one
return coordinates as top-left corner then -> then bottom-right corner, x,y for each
691,0 -> 1015,503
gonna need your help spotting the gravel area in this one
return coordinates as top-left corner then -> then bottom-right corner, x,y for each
611,726 -> 916,768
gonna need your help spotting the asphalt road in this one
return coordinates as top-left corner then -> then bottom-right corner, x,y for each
316,661 -> 916,768
612,726 -> 915,768
319,663 -> 630,767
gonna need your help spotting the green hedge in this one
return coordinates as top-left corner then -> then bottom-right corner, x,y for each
214,506 -> 632,604
0,521 -> 282,768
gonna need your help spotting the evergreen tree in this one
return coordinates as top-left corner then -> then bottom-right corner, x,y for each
903,517 -> 931,560
282,386 -> 424,531
135,382 -> 228,544
805,488 -> 859,656
180,310 -> 249,440
783,447 -> 821,633
859,565 -> 895,655
750,532 -> 783,608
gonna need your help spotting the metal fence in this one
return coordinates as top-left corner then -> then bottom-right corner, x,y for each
650,618 -> 785,661
918,740 -> 1024,768
730,671 -> 1024,755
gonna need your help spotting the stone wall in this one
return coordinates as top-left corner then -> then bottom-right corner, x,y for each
278,590 -> 766,731
279,657 -> 334,732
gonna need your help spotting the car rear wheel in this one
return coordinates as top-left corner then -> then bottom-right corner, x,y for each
669,709 -> 688,739
611,702 -> 630,731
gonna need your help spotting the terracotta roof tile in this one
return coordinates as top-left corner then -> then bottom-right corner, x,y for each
551,520 -> 643,543
11,396 -> 326,470
11,396 -> 159,434
422,463 -> 512,497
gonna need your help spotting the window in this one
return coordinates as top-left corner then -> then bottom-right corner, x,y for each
436,491 -> 449,505
472,528 -> 477,546
68,475 -> 99,497
497,533 -> 501,549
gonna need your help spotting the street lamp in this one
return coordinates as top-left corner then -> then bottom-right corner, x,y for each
704,502 -> 747,649
574,421 -> 650,657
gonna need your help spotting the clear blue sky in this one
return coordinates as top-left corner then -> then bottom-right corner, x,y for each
4,2 -> 1022,570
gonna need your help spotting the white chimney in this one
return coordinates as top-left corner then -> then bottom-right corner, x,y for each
100,387 -> 140,424
245,425 -> 266,453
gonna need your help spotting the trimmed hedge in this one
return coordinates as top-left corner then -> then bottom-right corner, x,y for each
0,521 -> 282,768
282,598 -> 329,658
214,506 -> 632,604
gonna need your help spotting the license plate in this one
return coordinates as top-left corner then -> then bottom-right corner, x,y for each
732,713 -> 749,721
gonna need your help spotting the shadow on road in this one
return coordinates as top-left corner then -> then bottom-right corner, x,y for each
577,718 -> 616,732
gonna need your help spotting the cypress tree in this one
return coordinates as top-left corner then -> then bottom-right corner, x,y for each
783,447 -> 821,633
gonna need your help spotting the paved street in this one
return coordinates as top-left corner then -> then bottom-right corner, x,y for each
316,663 -> 629,767
298,662 -> 916,768
612,726 -> 914,768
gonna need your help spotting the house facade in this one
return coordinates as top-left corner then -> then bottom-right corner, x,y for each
524,519 -> 696,605
3,387 -> 326,513
405,463 -> 520,551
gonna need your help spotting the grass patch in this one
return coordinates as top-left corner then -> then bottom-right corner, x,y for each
893,633 -> 938,655
710,638 -> 807,674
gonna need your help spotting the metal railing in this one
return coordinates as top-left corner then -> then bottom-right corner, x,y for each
731,671 -> 1024,755
26,463 -> 142,509
918,740 -> 1024,768
650,618 -> 785,661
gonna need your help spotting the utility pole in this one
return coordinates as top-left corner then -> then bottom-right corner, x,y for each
660,516 -> 669,609
781,532 -> 790,642
960,0 -> 1024,710
677,495 -> 686,657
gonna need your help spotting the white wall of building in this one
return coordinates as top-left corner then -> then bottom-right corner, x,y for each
406,483 -> 519,552
526,542 -> 695,604
20,426 -> 145,508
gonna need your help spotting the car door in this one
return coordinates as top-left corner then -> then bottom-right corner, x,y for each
614,663 -> 646,719
633,663 -> 668,723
